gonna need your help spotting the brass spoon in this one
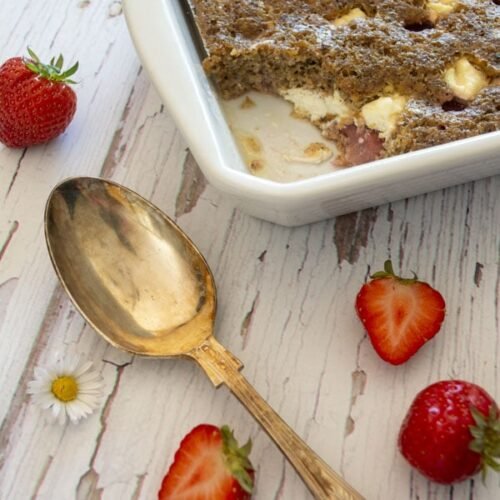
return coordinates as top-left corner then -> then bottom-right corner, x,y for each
44,177 -> 364,500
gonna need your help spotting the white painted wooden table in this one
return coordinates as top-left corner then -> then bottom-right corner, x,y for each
0,2 -> 499,499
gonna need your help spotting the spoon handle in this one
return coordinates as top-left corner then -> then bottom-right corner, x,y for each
190,337 -> 364,500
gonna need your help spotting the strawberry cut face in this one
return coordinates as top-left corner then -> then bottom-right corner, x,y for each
165,427 -> 232,497
355,262 -> 445,365
159,424 -> 253,500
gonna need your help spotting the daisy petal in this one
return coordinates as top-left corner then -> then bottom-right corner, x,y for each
74,361 -> 93,377
73,399 -> 94,414
52,402 -> 61,418
66,404 -> 81,423
33,394 -> 55,409
81,383 -> 103,393
77,372 -> 102,384
58,407 -> 67,425
72,400 -> 93,416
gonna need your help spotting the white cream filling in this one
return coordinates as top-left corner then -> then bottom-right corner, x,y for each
281,88 -> 407,140
279,87 -> 353,122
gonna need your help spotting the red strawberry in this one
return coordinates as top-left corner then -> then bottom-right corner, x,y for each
398,380 -> 500,484
355,260 -> 445,365
0,48 -> 78,148
158,424 -> 254,499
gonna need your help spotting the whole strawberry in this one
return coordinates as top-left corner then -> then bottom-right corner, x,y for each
159,424 -> 254,499
0,48 -> 78,148
399,380 -> 500,484
355,260 -> 445,365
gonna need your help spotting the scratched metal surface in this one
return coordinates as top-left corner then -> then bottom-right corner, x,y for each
0,1 -> 499,499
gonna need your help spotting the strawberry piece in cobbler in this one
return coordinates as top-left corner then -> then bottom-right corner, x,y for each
335,125 -> 384,166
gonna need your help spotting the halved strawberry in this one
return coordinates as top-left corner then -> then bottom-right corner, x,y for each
355,260 -> 445,365
158,424 -> 254,499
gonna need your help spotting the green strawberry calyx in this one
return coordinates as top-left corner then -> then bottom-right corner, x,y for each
469,405 -> 500,480
220,425 -> 254,494
370,259 -> 419,285
23,47 -> 79,84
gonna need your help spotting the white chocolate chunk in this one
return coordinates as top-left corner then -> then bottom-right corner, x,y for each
333,8 -> 367,26
427,0 -> 458,22
444,57 -> 488,101
361,95 -> 407,139
279,88 -> 353,122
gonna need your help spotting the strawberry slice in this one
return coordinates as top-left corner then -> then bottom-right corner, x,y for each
355,260 -> 445,365
158,424 -> 254,499
341,125 -> 384,166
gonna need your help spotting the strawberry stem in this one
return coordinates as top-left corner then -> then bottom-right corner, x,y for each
384,260 -> 395,276
24,47 -> 79,84
370,259 -> 419,284
469,405 -> 500,480
220,425 -> 254,493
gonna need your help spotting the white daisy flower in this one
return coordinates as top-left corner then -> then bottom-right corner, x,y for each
27,355 -> 104,425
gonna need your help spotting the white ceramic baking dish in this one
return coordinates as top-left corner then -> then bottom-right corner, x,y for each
123,0 -> 500,226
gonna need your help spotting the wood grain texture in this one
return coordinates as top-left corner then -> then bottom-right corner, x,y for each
0,2 -> 499,499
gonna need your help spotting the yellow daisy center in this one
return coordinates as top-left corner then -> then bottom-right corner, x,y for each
51,376 -> 78,402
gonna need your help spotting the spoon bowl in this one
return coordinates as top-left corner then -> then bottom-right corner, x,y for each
45,177 -> 363,499
45,177 -> 216,356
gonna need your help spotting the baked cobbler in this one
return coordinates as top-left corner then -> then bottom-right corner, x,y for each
191,0 -> 499,167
